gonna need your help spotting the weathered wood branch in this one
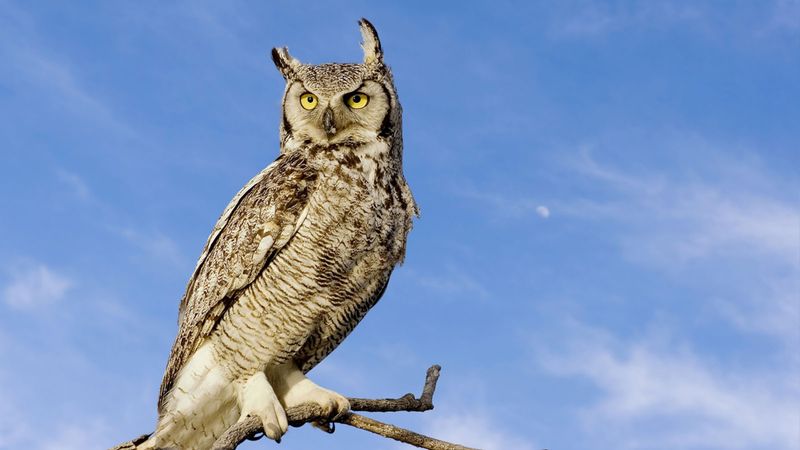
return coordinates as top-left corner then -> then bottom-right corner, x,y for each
111,365 -> 477,450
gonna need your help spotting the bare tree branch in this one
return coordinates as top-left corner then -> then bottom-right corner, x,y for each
111,365 -> 476,450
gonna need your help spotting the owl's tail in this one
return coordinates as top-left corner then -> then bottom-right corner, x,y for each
130,343 -> 239,450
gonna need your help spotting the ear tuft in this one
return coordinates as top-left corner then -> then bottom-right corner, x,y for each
359,18 -> 383,66
271,47 -> 300,79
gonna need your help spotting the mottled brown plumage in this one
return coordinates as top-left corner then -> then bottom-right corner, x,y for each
142,19 -> 417,449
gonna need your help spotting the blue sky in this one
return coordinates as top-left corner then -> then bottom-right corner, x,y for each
0,1 -> 798,449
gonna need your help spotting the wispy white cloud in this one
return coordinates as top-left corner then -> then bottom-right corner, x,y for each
13,49 -> 134,136
550,1 -> 704,38
459,142 -> 799,355
0,391 -> 31,449
54,170 -> 188,272
468,140 -> 798,450
54,167 -> 189,273
39,420 -> 112,450
0,2 -> 135,137
55,168 -> 93,202
766,0 -> 800,33
463,143 -> 798,271
423,412 -> 536,450
565,148 -> 799,352
550,1 -> 800,41
714,275 -> 800,351
538,324 -> 800,450
2,263 -> 73,310
0,387 -> 113,450
0,384 -> 27,450
117,1 -> 262,74
564,147 -> 800,268
116,227 -> 187,269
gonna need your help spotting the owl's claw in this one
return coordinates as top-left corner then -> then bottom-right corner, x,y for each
312,420 -> 336,434
276,366 -> 350,421
288,382 -> 350,420
238,372 -> 288,441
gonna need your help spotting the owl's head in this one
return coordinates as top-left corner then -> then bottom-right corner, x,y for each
271,19 -> 400,149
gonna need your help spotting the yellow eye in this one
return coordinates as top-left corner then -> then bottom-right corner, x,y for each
346,92 -> 369,109
300,93 -> 318,110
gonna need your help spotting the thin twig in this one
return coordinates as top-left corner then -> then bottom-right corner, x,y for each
340,412 -> 475,450
349,364 -> 441,412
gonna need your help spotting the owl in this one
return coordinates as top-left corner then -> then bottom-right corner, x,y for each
139,19 -> 417,449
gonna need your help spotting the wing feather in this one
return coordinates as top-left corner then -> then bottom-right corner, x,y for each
158,153 -> 318,407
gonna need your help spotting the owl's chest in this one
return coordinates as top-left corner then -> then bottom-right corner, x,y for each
302,171 -> 403,263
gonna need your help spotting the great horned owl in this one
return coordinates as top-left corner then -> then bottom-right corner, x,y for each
140,19 -> 417,449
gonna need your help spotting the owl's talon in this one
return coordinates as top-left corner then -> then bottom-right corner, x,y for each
312,420 -> 335,433
276,365 -> 351,424
238,372 -> 288,442
265,424 -> 281,442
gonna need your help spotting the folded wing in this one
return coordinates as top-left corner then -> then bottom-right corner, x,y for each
158,153 -> 318,408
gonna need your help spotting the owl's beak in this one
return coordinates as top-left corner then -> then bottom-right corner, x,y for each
323,107 -> 336,137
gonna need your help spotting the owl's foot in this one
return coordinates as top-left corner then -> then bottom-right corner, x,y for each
286,378 -> 350,420
272,363 -> 351,421
237,371 -> 288,442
